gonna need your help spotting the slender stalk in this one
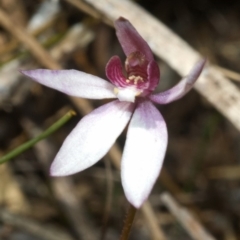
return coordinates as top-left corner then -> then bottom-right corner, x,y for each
0,110 -> 76,164
120,204 -> 137,240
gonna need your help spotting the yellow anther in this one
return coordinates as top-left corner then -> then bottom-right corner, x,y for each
126,75 -> 143,85
135,91 -> 142,96
113,88 -> 119,94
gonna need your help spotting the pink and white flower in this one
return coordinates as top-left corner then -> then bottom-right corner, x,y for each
21,17 -> 205,208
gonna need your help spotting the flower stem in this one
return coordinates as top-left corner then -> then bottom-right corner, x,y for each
120,204 -> 137,240
0,110 -> 76,164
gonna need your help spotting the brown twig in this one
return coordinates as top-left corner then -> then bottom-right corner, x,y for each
64,0 -> 111,25
0,8 -> 60,69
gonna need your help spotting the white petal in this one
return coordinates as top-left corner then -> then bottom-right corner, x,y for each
115,87 -> 140,102
50,100 -> 134,176
149,59 -> 206,104
21,69 -> 116,99
121,100 -> 168,208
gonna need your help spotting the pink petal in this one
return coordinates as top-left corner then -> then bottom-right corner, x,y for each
115,17 -> 153,62
50,100 -> 134,176
149,59 -> 206,104
105,56 -> 128,87
121,100 -> 168,208
21,69 -> 116,99
146,60 -> 160,91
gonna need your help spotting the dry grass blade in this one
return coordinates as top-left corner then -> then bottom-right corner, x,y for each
0,163 -> 30,214
0,208 -> 74,240
207,165 -> 240,180
0,8 -> 60,69
160,192 -> 216,240
216,66 -> 240,82
142,202 -> 167,240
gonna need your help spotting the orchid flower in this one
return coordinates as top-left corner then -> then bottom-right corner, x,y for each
21,17 -> 205,208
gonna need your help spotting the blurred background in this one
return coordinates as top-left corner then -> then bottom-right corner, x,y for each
0,0 -> 240,239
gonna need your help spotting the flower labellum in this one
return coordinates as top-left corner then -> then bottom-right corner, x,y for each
21,17 -> 205,208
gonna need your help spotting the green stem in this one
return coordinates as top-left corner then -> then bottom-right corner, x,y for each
0,110 -> 76,164
120,204 -> 137,240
